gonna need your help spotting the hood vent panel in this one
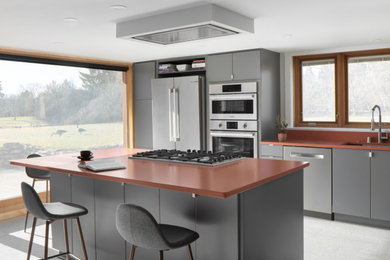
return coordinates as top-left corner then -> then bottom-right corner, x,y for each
116,4 -> 254,45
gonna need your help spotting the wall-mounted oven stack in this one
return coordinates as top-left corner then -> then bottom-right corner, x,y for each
208,82 -> 258,158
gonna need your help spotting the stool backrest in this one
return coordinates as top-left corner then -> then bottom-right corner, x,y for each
25,154 -> 50,179
21,182 -> 49,220
116,204 -> 169,250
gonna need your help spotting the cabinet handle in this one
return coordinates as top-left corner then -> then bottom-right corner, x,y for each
231,74 -> 234,80
369,152 -> 373,158
290,152 -> 324,159
262,155 -> 279,159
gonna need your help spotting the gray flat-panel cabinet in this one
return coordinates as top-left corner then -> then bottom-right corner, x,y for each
133,62 -> 155,149
134,62 -> 155,100
160,190 -> 196,260
71,176 -> 96,260
51,172 -> 72,252
206,53 -> 232,82
232,50 -> 261,80
134,99 -> 153,149
196,195 -> 238,260
333,149 -> 371,218
206,50 -> 261,82
371,150 -> 390,221
95,180 -> 125,260
284,146 -> 332,213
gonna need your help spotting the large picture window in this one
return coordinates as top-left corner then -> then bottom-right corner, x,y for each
293,48 -> 390,128
0,58 -> 127,200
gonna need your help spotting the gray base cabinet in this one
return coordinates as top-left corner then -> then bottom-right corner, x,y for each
284,146 -> 332,214
371,150 -> 390,221
333,149 -> 371,218
51,170 -> 303,260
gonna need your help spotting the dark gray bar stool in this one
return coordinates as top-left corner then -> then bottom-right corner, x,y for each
116,203 -> 199,260
21,182 -> 88,260
24,154 -> 51,232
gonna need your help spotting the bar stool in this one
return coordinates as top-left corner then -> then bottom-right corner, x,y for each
24,154 -> 51,232
21,182 -> 88,260
116,203 -> 199,260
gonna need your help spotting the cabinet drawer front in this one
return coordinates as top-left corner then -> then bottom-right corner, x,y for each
261,144 -> 283,157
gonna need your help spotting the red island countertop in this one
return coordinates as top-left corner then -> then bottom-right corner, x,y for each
10,148 -> 309,198
262,129 -> 390,151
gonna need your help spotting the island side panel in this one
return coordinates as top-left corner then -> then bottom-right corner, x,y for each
95,179 -> 126,260
160,189 -> 196,260
51,172 -> 73,253
71,175 -> 96,260
196,195 -> 239,260
241,170 -> 304,260
124,184 -> 160,260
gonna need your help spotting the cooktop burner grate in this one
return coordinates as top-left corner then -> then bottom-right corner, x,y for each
129,149 -> 245,166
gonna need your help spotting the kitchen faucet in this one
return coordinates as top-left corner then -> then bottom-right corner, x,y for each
371,105 -> 388,143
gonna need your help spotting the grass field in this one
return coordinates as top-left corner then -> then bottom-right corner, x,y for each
0,118 -> 123,151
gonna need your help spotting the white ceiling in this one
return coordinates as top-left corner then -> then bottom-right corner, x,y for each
1,0 -> 389,63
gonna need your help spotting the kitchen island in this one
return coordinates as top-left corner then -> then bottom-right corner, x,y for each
11,148 -> 309,260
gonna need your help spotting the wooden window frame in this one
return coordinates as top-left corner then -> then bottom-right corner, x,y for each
293,48 -> 390,128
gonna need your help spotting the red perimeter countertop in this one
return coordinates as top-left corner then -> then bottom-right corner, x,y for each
10,148 -> 309,198
262,129 -> 390,151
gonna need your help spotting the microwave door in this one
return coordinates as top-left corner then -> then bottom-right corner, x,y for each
210,94 -> 257,120
209,131 -> 258,158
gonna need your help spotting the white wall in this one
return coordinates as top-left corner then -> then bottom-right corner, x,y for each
281,42 -> 390,129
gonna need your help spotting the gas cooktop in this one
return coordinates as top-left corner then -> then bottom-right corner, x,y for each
129,149 -> 245,166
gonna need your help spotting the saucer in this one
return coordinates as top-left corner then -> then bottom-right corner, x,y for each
77,156 -> 94,161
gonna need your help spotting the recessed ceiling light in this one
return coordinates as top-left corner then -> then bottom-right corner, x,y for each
63,17 -> 79,22
110,4 -> 127,10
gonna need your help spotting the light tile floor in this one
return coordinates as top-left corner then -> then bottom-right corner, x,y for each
1,216 -> 390,259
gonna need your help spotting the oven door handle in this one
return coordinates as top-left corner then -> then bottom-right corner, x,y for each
209,94 -> 256,100
210,132 -> 256,138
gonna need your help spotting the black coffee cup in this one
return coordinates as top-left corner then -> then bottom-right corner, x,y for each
80,150 -> 93,158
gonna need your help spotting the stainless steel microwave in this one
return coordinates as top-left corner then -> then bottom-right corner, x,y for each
209,82 -> 257,120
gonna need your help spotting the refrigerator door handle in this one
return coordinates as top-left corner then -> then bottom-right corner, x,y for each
173,88 -> 180,141
168,88 -> 175,142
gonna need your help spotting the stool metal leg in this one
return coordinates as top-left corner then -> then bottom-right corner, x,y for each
44,220 -> 50,260
159,250 -> 163,260
129,245 -> 136,260
24,179 -> 36,232
76,217 -> 88,260
63,219 -> 70,260
187,244 -> 194,260
45,180 -> 49,202
27,217 -> 37,260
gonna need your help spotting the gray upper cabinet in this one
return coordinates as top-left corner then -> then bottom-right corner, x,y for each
333,149 -> 371,218
232,50 -> 261,81
371,150 -> 390,221
133,61 -> 155,100
206,53 -> 232,82
133,61 -> 155,149
206,50 -> 261,82
284,146 -> 332,214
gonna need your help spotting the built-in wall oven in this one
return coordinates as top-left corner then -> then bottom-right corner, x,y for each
209,82 -> 257,120
208,82 -> 258,158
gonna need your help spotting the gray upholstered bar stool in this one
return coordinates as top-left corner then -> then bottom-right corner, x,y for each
116,203 -> 199,260
24,154 -> 51,232
21,182 -> 88,260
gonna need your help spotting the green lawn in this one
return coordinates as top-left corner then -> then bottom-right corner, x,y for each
0,121 -> 123,151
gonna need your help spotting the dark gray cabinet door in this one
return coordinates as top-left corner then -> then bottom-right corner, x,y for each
134,99 -> 153,149
206,53 -> 232,82
333,149 -> 371,218
95,180 -> 125,260
371,150 -> 390,221
284,146 -> 332,213
124,184 -> 159,260
160,190 -> 196,260
71,175 -> 96,260
133,62 -> 155,100
232,50 -> 260,80
196,195 -> 238,260
51,172 -> 72,252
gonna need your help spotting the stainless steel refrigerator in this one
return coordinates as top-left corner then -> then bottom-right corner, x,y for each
152,75 -> 205,150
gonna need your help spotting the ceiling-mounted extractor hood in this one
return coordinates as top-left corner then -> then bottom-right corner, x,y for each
116,4 -> 254,45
